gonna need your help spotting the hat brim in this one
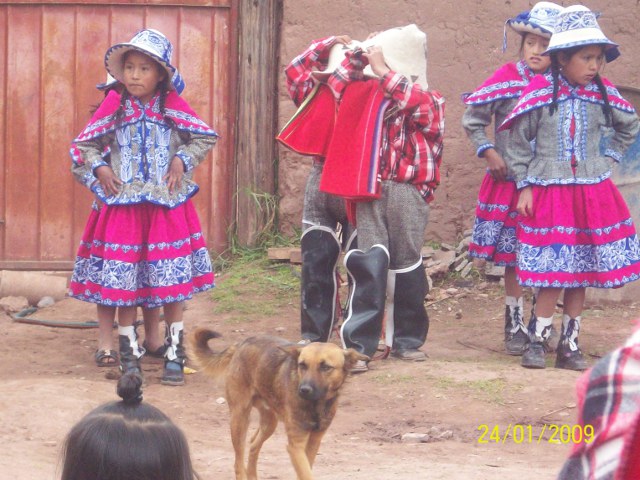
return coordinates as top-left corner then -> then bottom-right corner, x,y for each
507,20 -> 553,38
543,27 -> 619,61
105,44 -> 184,94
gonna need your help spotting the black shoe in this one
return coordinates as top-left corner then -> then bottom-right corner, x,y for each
555,343 -> 588,371
391,348 -> 427,361
521,341 -> 546,369
505,328 -> 529,356
161,360 -> 185,386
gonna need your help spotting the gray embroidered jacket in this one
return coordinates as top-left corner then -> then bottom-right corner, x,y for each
505,95 -> 639,189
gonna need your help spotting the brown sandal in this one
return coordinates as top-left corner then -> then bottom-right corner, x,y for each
95,349 -> 118,367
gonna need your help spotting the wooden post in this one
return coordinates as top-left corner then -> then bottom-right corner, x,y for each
234,0 -> 282,246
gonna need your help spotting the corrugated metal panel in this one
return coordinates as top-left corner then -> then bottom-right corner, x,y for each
0,1 -> 236,269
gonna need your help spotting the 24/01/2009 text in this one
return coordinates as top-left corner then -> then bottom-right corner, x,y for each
477,423 -> 594,444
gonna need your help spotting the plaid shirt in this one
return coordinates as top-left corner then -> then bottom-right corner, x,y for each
284,36 -> 336,107
284,37 -> 445,203
558,326 -> 640,480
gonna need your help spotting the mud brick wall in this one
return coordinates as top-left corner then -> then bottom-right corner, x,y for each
277,0 -> 640,243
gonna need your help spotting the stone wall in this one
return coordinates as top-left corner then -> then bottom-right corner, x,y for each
277,0 -> 640,243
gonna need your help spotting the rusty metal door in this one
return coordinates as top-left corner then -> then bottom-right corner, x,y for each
0,0 -> 236,269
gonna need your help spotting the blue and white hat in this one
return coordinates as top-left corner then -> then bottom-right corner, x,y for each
104,29 -> 185,94
507,2 -> 563,37
543,5 -> 618,59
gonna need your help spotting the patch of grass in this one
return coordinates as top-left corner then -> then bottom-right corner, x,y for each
425,240 -> 442,250
467,378 -> 507,404
209,232 -> 300,321
432,376 -> 458,390
211,252 -> 300,320
208,188 -> 304,323
370,373 -> 417,385
426,375 -> 508,404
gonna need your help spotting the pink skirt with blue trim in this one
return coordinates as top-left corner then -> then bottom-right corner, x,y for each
516,180 -> 640,288
468,173 -> 519,266
69,201 -> 214,308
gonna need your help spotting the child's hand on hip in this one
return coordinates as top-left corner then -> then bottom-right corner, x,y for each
95,166 -> 122,196
164,157 -> 184,194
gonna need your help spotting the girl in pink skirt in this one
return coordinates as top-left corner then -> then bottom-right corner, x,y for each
501,5 -> 640,371
70,29 -> 218,385
463,2 -> 562,355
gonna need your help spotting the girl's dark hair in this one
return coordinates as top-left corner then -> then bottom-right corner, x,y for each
549,51 -> 563,115
549,46 -> 613,125
60,372 -> 199,480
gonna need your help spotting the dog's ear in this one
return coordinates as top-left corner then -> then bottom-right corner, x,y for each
279,344 -> 302,361
343,348 -> 370,370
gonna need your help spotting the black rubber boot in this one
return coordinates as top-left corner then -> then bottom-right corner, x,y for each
162,322 -> 186,386
389,262 -> 429,361
339,226 -> 357,324
340,245 -> 389,358
300,226 -> 341,343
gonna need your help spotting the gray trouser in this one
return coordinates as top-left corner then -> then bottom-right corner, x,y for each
355,181 -> 429,269
302,164 -> 349,232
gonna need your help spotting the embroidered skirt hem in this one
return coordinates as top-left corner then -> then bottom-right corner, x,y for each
516,181 -> 640,288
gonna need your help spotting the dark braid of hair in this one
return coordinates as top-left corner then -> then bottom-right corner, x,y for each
158,78 -> 191,142
593,73 -> 613,127
115,89 -> 131,127
549,53 -> 561,116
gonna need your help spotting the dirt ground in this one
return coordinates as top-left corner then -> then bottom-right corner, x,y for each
2,272 -> 639,480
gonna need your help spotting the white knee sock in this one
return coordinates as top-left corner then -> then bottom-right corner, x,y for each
530,315 -> 554,342
506,296 -> 524,332
166,321 -> 184,361
118,325 -> 144,358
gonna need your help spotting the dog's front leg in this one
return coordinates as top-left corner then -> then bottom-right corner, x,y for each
305,429 -> 327,468
286,429 -> 314,480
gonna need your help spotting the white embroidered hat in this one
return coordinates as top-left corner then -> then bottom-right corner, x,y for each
544,5 -> 618,57
507,2 -> 563,37
105,28 -> 185,94
313,24 -> 428,89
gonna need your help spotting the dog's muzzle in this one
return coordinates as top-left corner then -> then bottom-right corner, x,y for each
298,382 -> 321,401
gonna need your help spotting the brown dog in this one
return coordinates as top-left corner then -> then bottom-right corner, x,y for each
188,329 -> 369,480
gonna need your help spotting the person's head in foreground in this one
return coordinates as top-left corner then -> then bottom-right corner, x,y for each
60,372 -> 199,480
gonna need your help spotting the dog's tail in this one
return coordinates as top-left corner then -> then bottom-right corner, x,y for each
188,328 -> 236,380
